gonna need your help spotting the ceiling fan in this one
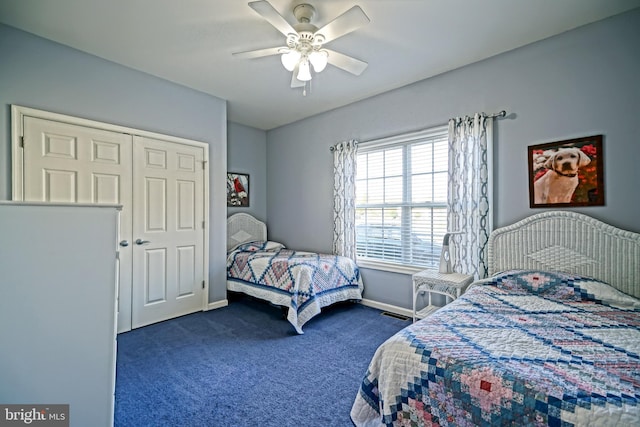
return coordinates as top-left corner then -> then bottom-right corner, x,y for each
233,1 -> 370,93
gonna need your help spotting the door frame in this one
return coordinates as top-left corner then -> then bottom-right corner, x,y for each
11,105 -> 210,324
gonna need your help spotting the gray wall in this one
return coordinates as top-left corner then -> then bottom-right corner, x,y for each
0,24 -> 229,304
0,203 -> 119,425
266,9 -> 640,310
227,121 -> 267,222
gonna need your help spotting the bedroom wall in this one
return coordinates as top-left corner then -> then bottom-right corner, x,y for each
0,23 -> 229,305
265,8 -> 640,311
227,122 -> 267,222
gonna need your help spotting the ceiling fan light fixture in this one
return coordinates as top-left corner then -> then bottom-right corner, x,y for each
297,60 -> 312,81
281,50 -> 301,71
235,1 -> 370,92
309,49 -> 328,72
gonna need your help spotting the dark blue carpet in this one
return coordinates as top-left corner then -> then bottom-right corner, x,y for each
114,296 -> 410,427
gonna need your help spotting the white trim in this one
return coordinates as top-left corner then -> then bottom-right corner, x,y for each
360,298 -> 413,318
207,299 -> 229,311
11,105 -> 24,200
357,258 -> 424,275
11,105 -> 208,149
0,201 -> 122,209
201,144 -> 210,315
359,125 -> 449,151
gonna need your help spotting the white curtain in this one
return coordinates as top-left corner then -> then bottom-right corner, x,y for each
332,140 -> 358,259
448,114 -> 493,279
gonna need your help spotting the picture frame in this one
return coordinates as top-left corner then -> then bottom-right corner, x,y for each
227,172 -> 249,207
528,135 -> 604,208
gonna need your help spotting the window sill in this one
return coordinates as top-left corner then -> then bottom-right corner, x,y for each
356,258 -> 427,275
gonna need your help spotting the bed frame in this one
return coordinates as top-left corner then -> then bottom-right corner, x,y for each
227,213 -> 267,251
488,211 -> 640,299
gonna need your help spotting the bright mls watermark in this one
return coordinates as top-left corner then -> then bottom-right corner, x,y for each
0,405 -> 68,426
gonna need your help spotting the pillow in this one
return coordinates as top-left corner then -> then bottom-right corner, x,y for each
233,240 -> 285,253
263,241 -> 286,251
491,270 -> 575,295
489,270 -> 640,308
572,278 -> 640,309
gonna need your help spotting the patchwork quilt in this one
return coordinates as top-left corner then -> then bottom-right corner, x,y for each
226,240 -> 363,333
351,270 -> 640,426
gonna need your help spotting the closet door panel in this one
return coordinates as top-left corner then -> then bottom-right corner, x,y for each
22,116 -> 134,333
132,136 -> 205,328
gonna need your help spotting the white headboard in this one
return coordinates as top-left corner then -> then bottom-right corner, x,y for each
488,211 -> 640,299
227,213 -> 267,251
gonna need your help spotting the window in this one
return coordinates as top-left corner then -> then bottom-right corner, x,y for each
355,126 -> 448,269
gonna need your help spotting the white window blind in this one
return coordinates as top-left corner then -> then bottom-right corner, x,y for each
355,126 -> 448,268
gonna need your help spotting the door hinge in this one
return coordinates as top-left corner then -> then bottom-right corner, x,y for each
202,220 -> 205,229
202,160 -> 207,169
19,136 -> 24,148
202,280 -> 205,289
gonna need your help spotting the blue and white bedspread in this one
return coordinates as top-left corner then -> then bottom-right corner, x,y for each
351,270 -> 640,426
226,241 -> 363,334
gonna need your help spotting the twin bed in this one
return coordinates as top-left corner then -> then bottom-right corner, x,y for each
226,213 -> 363,334
351,211 -> 640,426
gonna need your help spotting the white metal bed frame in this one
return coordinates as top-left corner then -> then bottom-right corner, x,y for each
488,210 -> 640,299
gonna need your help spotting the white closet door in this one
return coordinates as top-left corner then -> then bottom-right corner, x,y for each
22,116 -> 134,333
131,135 -> 206,328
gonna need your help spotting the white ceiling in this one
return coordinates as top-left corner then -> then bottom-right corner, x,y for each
1,0 -> 639,130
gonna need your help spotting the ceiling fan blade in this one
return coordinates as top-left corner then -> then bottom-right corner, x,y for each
233,46 -> 285,59
249,1 -> 297,37
314,6 -> 370,44
325,49 -> 368,75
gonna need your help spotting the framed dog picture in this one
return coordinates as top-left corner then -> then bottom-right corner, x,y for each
528,135 -> 604,208
227,172 -> 249,207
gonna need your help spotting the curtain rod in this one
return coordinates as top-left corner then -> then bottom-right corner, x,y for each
485,110 -> 507,119
329,110 -> 507,151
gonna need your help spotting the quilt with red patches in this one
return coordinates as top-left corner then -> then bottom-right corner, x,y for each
351,270 -> 640,426
227,241 -> 363,333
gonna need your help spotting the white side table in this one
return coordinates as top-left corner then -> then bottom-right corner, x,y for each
412,270 -> 473,322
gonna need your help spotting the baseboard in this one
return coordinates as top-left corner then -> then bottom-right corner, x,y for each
360,298 -> 412,318
207,299 -> 229,311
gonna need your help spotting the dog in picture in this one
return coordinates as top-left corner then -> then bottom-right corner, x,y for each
534,147 -> 591,204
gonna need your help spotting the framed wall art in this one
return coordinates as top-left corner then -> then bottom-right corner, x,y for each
227,172 -> 249,207
528,135 -> 604,208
